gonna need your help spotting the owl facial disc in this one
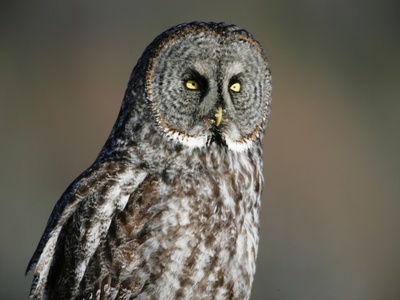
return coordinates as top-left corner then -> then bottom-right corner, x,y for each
145,23 -> 271,151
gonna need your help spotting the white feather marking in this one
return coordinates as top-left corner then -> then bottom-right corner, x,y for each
164,129 -> 255,152
165,131 -> 208,149
225,135 -> 253,152
220,181 -> 234,209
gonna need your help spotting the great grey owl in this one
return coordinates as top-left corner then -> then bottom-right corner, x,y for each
26,21 -> 272,300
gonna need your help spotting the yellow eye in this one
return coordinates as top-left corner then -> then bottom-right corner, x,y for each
186,80 -> 199,90
229,82 -> 241,93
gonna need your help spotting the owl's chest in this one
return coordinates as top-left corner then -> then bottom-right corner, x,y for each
134,151 -> 262,298
153,150 -> 261,235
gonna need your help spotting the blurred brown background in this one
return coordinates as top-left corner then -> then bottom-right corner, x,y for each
1,1 -> 399,299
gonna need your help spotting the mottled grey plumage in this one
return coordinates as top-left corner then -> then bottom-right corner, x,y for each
26,22 -> 272,299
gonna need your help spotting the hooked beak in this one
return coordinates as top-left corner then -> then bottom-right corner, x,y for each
215,106 -> 223,127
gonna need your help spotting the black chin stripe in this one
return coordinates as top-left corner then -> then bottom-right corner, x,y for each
207,130 -> 227,147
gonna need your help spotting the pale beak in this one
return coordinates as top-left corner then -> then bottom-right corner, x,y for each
215,106 -> 223,127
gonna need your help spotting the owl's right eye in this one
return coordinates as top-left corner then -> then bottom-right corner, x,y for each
185,80 -> 199,90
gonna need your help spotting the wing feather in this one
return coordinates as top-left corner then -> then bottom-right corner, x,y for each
27,161 -> 147,299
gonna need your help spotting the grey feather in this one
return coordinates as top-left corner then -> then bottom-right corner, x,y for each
27,21 -> 272,300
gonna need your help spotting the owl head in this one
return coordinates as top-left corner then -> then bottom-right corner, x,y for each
113,22 -> 271,153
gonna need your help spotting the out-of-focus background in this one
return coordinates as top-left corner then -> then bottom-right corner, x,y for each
1,1 -> 399,299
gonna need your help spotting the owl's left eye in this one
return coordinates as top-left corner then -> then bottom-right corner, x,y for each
186,80 -> 200,90
229,82 -> 241,93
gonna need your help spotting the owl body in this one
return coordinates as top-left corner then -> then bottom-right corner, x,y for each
27,22 -> 271,299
